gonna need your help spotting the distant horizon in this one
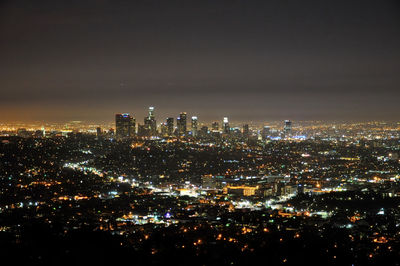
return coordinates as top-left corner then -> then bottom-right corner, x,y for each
1,115 -> 399,126
1,1 -> 399,123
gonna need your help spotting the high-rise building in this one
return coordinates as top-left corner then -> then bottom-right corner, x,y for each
137,124 -> 147,137
284,120 -> 292,137
96,127 -> 102,138
177,112 -> 187,137
144,106 -> 157,136
108,128 -> 114,138
191,116 -> 198,137
199,125 -> 208,137
166,117 -> 174,136
202,175 -> 216,189
211,121 -> 219,131
223,117 -> 230,134
148,106 -> 155,119
243,124 -> 249,138
115,113 -> 135,140
131,118 -> 136,136
160,122 -> 168,136
17,128 -> 29,138
262,126 -> 270,140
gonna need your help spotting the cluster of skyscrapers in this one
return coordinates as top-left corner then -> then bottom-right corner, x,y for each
115,107 -> 201,140
115,107 -> 292,140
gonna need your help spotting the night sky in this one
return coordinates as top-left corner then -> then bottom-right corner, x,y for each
1,0 -> 399,123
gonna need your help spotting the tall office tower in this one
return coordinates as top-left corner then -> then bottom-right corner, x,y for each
145,106 -> 157,136
108,128 -> 115,138
160,122 -> 168,136
41,126 -> 46,137
144,118 -> 151,135
199,126 -> 208,137
177,112 -> 187,137
284,120 -> 292,137
131,117 -> 136,136
166,117 -> 174,136
191,116 -> 198,137
148,106 -> 155,119
96,127 -> 102,137
211,121 -> 219,131
262,126 -> 270,140
137,124 -> 147,137
115,113 -> 134,140
223,117 -> 230,134
243,124 -> 249,138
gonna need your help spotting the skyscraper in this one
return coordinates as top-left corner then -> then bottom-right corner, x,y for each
160,122 -> 168,136
166,117 -> 174,136
177,112 -> 187,137
223,117 -> 230,134
148,106 -> 155,119
96,127 -> 102,138
144,106 -> 157,136
262,126 -> 270,140
199,125 -> 208,137
243,124 -> 249,138
191,116 -> 198,137
167,117 -> 174,136
115,113 -> 135,140
211,122 -> 219,131
284,120 -> 292,137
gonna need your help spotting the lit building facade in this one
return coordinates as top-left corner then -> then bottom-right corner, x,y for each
115,113 -> 135,140
284,120 -> 292,137
223,117 -> 230,134
177,112 -> 187,137
191,116 -> 198,137
166,117 -> 174,136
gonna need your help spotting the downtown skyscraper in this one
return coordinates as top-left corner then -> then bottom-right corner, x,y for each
166,117 -> 174,136
115,113 -> 135,140
177,112 -> 187,137
144,107 -> 157,136
191,116 -> 198,137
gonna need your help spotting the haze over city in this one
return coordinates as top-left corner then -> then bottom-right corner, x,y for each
1,1 -> 400,266
1,0 -> 400,122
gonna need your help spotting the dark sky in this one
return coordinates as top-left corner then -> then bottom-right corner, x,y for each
1,0 -> 399,123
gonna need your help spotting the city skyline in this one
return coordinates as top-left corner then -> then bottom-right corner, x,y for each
1,0 -> 400,122
1,104 -> 399,125
1,1 -> 400,264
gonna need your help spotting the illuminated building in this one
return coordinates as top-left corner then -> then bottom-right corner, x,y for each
166,117 -> 174,136
137,124 -> 148,137
202,175 -> 213,189
177,112 -> 187,137
34,129 -> 44,138
224,185 -> 258,196
211,121 -> 219,131
160,122 -> 168,136
96,127 -> 102,137
284,120 -> 292,137
242,124 -> 249,138
199,126 -> 208,138
231,127 -> 241,137
115,113 -> 135,140
191,116 -> 198,137
223,117 -> 230,134
144,106 -> 157,136
17,128 -> 29,138
262,126 -> 270,140
108,128 -> 114,138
